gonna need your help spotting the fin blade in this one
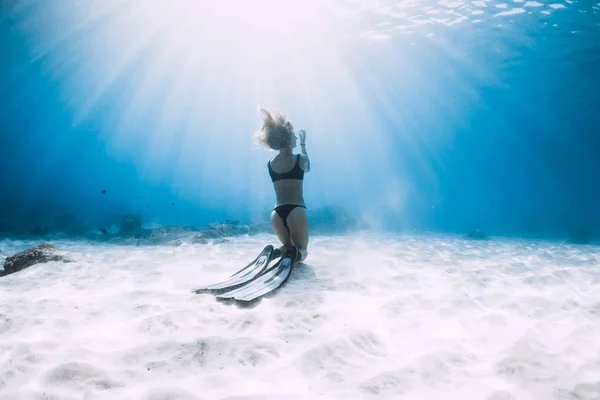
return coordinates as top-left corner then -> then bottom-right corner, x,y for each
193,245 -> 274,294
218,247 -> 298,302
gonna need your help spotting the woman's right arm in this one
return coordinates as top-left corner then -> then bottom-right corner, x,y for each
298,130 -> 310,172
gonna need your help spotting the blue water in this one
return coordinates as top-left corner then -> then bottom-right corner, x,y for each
1,0 -> 599,240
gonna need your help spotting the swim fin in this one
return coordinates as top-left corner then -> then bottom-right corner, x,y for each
217,246 -> 298,302
193,245 -> 279,294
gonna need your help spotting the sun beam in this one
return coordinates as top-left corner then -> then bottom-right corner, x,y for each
12,0 -> 521,223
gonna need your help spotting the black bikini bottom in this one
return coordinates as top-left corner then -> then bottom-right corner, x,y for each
274,204 -> 306,229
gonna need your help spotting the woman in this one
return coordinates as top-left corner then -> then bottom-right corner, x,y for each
255,109 -> 311,262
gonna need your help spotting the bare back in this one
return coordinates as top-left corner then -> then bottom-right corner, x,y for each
269,153 -> 306,207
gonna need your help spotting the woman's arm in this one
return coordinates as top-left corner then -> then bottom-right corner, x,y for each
298,130 -> 310,172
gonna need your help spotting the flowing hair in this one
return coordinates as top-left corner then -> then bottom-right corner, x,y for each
254,109 -> 294,150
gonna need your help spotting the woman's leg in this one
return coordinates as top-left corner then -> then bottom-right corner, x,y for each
270,210 -> 292,249
286,206 -> 309,261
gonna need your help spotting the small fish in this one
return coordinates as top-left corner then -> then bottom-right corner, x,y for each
98,228 -> 108,235
101,189 -> 107,194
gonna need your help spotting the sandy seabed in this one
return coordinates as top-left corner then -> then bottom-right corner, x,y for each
1,233 -> 599,400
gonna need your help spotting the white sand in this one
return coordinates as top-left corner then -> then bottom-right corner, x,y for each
1,233 -> 599,400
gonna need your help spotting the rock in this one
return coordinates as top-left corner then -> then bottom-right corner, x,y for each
192,236 -> 209,244
198,228 -> 221,239
132,225 -> 199,246
119,214 -> 143,238
1,243 -> 72,277
202,222 -> 250,238
248,222 -> 272,235
466,229 -> 489,240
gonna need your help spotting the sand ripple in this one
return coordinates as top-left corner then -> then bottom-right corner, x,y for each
1,234 -> 599,399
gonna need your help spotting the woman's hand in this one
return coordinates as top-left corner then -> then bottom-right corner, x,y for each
298,130 -> 307,145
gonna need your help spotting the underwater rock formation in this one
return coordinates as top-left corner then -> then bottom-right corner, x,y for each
192,236 -> 209,244
1,243 -> 72,277
119,213 -> 143,238
466,229 -> 489,240
247,221 -> 272,235
137,225 -> 194,246
82,206 -> 359,245
103,220 -> 255,246
192,221 -> 251,242
205,221 -> 250,237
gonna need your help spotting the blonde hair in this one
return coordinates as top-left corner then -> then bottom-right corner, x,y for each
254,109 -> 294,150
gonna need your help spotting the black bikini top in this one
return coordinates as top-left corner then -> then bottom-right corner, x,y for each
268,154 -> 304,182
